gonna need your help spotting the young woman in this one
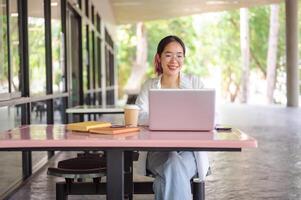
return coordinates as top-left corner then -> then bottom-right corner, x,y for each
135,35 -> 210,200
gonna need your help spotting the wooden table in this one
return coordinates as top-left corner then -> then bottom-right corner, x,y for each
0,125 -> 257,200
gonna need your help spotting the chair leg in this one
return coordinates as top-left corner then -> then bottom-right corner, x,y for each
193,180 -> 205,200
56,182 -> 68,200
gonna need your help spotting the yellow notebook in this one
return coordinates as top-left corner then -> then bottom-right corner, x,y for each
89,126 -> 140,135
66,121 -> 112,132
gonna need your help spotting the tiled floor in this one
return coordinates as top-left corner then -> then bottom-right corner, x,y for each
3,104 -> 301,200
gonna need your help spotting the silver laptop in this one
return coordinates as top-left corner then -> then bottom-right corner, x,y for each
149,89 -> 215,131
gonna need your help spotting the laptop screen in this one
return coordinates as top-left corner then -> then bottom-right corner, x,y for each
149,89 -> 215,131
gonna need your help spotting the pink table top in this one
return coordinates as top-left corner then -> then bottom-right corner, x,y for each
0,125 -> 257,150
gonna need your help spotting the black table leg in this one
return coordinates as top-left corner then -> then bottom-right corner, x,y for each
107,150 -> 124,200
22,150 -> 32,180
124,151 -> 133,200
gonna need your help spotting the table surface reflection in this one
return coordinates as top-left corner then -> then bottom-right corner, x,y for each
0,125 -> 257,149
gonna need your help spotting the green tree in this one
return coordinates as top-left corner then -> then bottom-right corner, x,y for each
117,4 -> 289,104
196,11 -> 241,101
116,24 -> 136,97
0,14 -> 9,93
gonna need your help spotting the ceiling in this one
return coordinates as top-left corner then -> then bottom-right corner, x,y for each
110,0 -> 284,24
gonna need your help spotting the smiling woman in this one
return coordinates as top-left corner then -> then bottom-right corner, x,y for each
135,35 -> 209,200
157,42 -> 185,86
154,35 -> 185,77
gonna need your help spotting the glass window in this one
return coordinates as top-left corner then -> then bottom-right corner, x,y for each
96,36 -> 102,105
89,29 -> 94,91
51,0 -> 64,93
97,91 -> 102,105
82,24 -> 88,93
105,47 -> 110,86
106,89 -> 114,105
31,101 -> 47,124
96,36 -> 101,89
0,105 -> 22,195
105,48 -> 114,87
9,0 -> 20,93
0,106 -> 21,131
53,97 -> 65,124
28,0 -> 46,95
104,49 -> 114,89
91,30 -> 95,89
0,0 -> 8,94
29,100 -> 48,175
82,24 -> 90,105
0,152 -> 22,194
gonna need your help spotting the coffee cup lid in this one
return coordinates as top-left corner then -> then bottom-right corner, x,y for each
124,104 -> 140,110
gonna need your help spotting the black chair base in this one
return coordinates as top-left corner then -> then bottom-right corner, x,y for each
48,152 -> 205,200
54,180 -> 204,200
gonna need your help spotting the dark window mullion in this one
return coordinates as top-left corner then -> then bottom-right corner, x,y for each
18,0 -> 32,179
44,0 -> 53,124
96,14 -> 100,32
92,31 -> 95,89
97,37 -> 102,105
62,0 -> 67,93
45,0 -> 52,94
6,0 -> 12,93
78,0 -> 82,9
61,0 -> 68,123
98,37 -> 101,88
18,0 -> 30,125
110,52 -> 114,86
86,25 -> 91,105
85,0 -> 88,17
91,5 -> 94,24
78,17 -> 83,105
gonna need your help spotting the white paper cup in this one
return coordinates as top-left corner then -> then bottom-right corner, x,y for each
124,105 -> 140,127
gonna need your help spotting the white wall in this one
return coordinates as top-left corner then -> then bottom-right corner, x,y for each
92,0 -> 117,42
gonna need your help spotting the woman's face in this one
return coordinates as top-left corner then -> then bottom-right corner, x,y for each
160,41 -> 184,76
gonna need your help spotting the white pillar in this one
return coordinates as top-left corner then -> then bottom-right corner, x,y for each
285,0 -> 299,107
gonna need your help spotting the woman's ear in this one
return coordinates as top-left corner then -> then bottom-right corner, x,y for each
155,53 -> 160,63
154,53 -> 163,75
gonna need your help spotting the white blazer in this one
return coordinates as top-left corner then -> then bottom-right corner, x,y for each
135,73 -> 210,181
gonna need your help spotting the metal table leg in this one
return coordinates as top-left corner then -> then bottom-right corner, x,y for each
22,150 -> 32,180
124,151 -> 133,200
106,150 -> 124,200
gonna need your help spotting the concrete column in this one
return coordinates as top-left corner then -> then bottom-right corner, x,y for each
285,0 -> 299,107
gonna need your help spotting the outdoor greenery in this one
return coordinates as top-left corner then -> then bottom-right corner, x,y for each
28,18 -> 46,94
1,2 -> 300,105
0,14 -> 8,93
117,3 -> 301,104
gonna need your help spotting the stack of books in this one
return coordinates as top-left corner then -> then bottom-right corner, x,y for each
66,121 -> 140,135
66,121 -> 112,132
